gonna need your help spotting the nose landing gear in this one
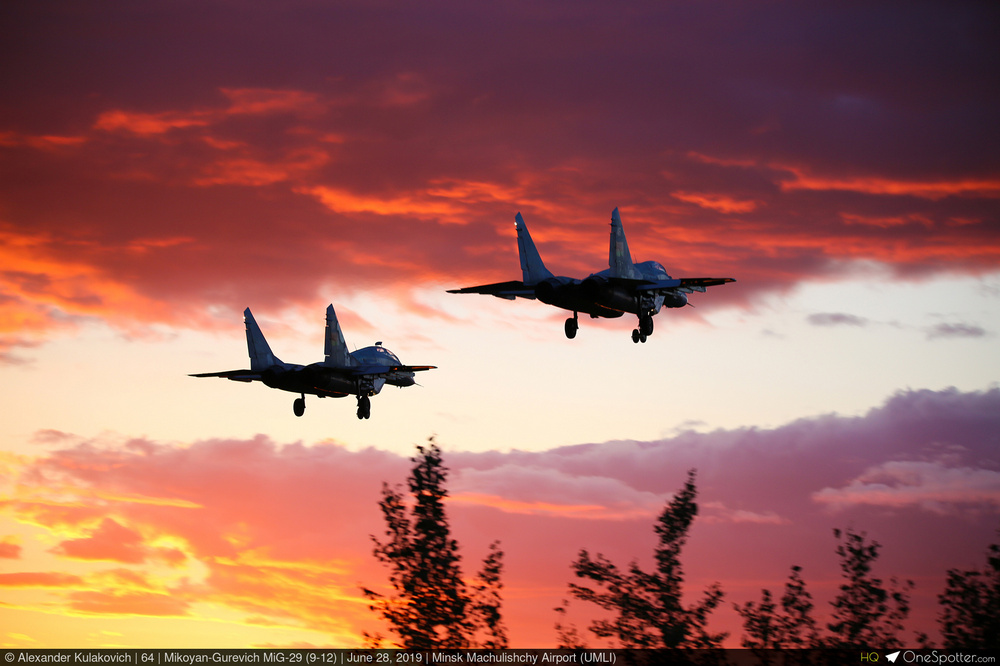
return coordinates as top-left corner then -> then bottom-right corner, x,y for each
293,395 -> 306,417
564,312 -> 579,339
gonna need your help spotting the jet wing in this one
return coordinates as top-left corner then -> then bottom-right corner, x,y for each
447,280 -> 536,300
351,364 -> 436,376
189,369 -> 261,383
678,277 -> 736,288
632,277 -> 736,293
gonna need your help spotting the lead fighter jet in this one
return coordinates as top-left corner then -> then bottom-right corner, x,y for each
449,208 -> 735,342
190,304 -> 435,419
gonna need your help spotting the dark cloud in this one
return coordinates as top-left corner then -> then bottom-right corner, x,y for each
807,312 -> 868,327
0,1 -> 997,354
926,322 -> 988,340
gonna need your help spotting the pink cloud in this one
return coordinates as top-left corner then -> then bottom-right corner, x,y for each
452,464 -> 668,520
813,461 -> 1000,514
701,502 -> 791,525
52,518 -> 147,563
50,517 -> 185,565
3,387 -> 996,644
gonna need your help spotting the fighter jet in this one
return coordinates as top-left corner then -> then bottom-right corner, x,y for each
190,304 -> 435,419
448,208 -> 735,342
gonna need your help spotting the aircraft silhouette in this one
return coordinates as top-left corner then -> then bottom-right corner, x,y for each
449,208 -> 735,342
190,304 -> 435,419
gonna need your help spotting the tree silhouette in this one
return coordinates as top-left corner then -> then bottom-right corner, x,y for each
737,529 -> 917,652
565,469 -> 726,649
361,440 -> 507,649
735,565 -> 820,655
826,528 -> 913,648
938,533 -> 1000,649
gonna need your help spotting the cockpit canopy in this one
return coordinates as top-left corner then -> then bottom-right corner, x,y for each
352,344 -> 401,366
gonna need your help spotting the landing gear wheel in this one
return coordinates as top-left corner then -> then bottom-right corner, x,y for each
640,315 -> 654,337
632,329 -> 640,344
640,332 -> 647,343
564,316 -> 579,339
293,397 -> 306,417
356,395 -> 371,420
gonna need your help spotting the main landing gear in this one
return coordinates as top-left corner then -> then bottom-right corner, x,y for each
564,312 -> 579,339
631,314 -> 654,344
356,394 -> 371,420
292,394 -> 371,419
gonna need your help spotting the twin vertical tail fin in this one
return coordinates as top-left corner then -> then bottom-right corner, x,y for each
515,212 -> 554,285
609,207 -> 639,279
324,304 -> 356,367
244,308 -> 281,370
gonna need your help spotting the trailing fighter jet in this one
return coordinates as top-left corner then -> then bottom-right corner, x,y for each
190,304 -> 435,419
448,208 -> 735,343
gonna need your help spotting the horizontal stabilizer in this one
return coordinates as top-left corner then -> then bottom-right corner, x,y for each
189,369 -> 261,382
447,280 -> 536,299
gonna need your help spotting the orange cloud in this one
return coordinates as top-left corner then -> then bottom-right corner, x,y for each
0,537 -> 21,558
95,88 -> 326,139
95,110 -> 211,136
779,166 -> 1000,200
0,225 -> 227,360
0,572 -> 84,587
0,436 -> 404,642
0,229 -> 153,323
52,518 -> 147,563
840,212 -> 933,228
50,518 -> 184,565
220,88 -> 325,116
67,590 -> 190,616
0,132 -> 87,149
449,492 -> 655,520
195,148 -> 329,187
300,185 -> 466,220
671,191 -> 760,214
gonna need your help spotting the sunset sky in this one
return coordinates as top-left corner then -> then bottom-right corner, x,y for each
2,0 -> 999,649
